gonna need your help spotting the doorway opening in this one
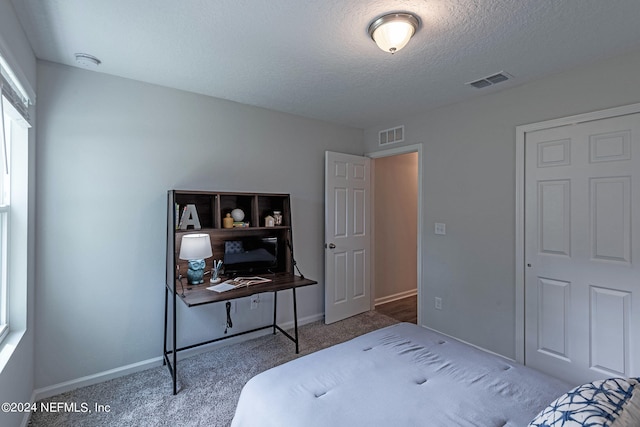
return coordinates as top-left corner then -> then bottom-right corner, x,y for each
368,145 -> 421,325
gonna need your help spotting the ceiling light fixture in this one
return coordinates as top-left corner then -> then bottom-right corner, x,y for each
368,13 -> 419,54
74,53 -> 101,68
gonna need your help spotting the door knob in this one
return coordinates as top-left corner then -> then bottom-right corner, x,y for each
327,243 -> 336,249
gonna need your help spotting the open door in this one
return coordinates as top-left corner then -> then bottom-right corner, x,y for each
324,151 -> 371,324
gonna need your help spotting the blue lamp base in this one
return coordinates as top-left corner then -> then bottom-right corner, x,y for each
187,259 -> 206,284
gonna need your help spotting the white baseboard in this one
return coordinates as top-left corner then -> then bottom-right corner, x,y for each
374,288 -> 417,307
32,312 -> 324,402
33,357 -> 164,401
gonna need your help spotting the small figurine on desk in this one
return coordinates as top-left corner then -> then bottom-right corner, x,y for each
210,260 -> 223,284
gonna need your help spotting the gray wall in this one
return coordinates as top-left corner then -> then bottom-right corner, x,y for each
0,0 -> 37,426
35,61 -> 363,388
365,48 -> 640,359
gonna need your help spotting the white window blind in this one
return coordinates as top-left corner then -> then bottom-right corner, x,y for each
0,55 -> 30,123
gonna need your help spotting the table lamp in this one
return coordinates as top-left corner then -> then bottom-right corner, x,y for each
179,233 -> 213,284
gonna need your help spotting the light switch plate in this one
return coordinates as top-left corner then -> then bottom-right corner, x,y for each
435,223 -> 446,235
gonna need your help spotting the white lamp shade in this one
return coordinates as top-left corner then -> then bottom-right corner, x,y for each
179,233 -> 213,260
369,13 -> 419,54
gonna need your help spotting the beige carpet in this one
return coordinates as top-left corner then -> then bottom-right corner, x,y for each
28,311 -> 398,427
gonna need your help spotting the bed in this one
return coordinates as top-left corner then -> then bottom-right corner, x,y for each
231,323 -> 640,427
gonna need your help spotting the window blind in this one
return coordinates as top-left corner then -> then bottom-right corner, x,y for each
0,55 -> 31,123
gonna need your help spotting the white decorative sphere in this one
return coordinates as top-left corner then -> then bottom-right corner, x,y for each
231,208 -> 245,222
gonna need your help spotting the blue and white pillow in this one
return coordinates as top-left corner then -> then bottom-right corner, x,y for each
529,377 -> 640,427
225,240 -> 244,254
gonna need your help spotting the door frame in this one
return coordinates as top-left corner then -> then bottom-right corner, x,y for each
366,144 -> 423,326
514,102 -> 640,364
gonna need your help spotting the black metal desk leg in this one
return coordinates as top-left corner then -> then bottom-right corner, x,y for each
293,287 -> 299,354
172,287 -> 177,395
273,291 -> 278,334
163,288 -> 168,366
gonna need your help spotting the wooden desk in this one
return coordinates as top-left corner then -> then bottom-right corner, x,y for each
163,272 -> 317,395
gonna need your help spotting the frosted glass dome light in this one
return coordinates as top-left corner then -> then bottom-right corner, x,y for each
368,13 -> 419,54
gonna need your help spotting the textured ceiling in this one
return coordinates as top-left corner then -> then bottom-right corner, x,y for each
11,0 -> 640,129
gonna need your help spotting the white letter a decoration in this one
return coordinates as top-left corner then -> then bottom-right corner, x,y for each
179,204 -> 201,230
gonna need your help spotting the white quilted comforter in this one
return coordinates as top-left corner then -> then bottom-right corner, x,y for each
231,323 -> 570,427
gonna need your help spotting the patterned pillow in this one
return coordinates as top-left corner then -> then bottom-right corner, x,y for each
225,240 -> 244,254
529,377 -> 640,427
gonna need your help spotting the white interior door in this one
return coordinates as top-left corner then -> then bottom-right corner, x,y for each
324,151 -> 371,324
524,113 -> 640,385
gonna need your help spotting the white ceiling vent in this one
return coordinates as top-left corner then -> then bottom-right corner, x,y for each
466,71 -> 512,89
379,125 -> 404,146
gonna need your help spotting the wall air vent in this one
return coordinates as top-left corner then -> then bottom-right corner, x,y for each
466,71 -> 512,89
379,125 -> 404,146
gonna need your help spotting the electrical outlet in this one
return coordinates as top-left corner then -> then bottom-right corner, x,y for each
435,297 -> 442,310
250,296 -> 259,310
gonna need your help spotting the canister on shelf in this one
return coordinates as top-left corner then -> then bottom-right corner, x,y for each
223,213 -> 234,229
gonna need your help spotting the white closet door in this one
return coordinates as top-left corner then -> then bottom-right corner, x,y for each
525,113 -> 640,385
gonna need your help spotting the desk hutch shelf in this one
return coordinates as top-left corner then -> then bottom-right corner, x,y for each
168,190 -> 294,277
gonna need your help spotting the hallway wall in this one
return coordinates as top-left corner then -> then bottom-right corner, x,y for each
374,152 -> 418,303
